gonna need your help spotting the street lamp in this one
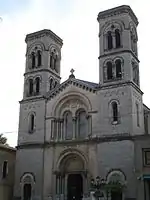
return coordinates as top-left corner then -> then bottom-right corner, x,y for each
90,176 -> 106,198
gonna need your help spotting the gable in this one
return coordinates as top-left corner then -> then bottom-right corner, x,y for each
46,78 -> 99,100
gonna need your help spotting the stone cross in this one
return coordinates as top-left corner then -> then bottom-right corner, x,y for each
70,68 -> 75,75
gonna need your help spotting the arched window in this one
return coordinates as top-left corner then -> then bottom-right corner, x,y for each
35,77 -> 40,94
29,114 -> 35,133
115,59 -> 122,78
29,79 -> 33,96
54,81 -> 58,88
107,170 -> 125,200
136,103 -> 140,127
37,50 -> 42,66
2,161 -> 8,179
50,52 -> 55,70
23,184 -> 31,200
50,78 -> 54,90
107,31 -> 113,50
31,52 -> 35,68
77,110 -> 88,139
112,102 -> 118,122
21,173 -> 34,200
115,29 -> 121,48
64,111 -> 73,140
107,62 -> 113,80
132,62 -> 139,86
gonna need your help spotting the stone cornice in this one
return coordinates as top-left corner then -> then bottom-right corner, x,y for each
24,68 -> 61,80
25,29 -> 63,46
19,96 -> 46,104
97,5 -> 138,26
99,49 -> 139,63
16,134 -> 150,150
0,144 -> 16,153
99,81 -> 143,95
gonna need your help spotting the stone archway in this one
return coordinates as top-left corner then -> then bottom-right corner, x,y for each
55,151 -> 88,200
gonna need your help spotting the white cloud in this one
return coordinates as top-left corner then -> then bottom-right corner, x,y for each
0,0 -> 150,146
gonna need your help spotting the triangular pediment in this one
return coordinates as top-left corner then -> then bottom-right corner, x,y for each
46,78 -> 99,100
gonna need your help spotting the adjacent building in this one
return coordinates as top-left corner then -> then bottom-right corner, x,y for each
0,144 -> 16,200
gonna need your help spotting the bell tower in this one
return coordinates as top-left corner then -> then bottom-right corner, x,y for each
97,5 -> 139,87
97,5 -> 144,136
24,29 -> 63,99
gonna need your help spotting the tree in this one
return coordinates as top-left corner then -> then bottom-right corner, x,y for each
0,134 -> 7,145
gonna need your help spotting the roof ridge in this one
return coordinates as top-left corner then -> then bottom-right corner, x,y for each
46,78 -> 98,99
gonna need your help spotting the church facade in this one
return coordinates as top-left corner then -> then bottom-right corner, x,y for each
13,5 -> 150,200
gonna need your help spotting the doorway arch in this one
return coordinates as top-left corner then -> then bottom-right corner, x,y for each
56,150 -> 88,200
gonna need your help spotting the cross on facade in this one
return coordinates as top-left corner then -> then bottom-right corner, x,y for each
69,68 -> 75,78
70,68 -> 75,75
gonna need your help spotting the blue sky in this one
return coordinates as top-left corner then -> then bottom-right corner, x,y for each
0,0 -> 30,14
0,0 -> 149,147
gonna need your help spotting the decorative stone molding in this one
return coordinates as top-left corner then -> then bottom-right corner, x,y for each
25,29 -> 63,46
97,5 -> 138,26
46,78 -> 98,100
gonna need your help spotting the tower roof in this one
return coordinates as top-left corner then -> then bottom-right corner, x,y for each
97,5 -> 138,26
25,29 -> 63,45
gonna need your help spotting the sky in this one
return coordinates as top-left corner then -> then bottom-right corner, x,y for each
0,0 -> 149,147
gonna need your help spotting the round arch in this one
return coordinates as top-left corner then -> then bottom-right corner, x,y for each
26,41 -> 46,55
51,91 -> 92,117
48,44 -> 61,59
106,169 -> 126,184
56,148 -> 88,172
100,20 -> 125,36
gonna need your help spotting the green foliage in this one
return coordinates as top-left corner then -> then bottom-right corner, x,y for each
92,180 -> 126,198
105,180 -> 125,192
0,134 -> 7,145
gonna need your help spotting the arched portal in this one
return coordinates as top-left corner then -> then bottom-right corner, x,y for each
55,150 -> 88,200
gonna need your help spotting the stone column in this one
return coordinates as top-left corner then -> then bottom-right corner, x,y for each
88,115 -> 92,137
112,63 -> 116,78
64,174 -> 68,200
112,32 -> 116,49
51,119 -> 54,140
60,119 -> 64,141
83,171 -> 88,197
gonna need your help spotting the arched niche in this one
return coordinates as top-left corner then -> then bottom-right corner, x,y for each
56,149 -> 88,172
26,41 -> 45,56
52,92 -> 92,118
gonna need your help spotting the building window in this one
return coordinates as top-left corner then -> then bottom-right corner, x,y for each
107,31 -> 113,50
136,103 -> 140,127
115,59 -> 122,78
77,110 -> 88,139
2,161 -> 8,179
31,52 -> 35,68
111,191 -> 122,200
144,112 -> 148,134
64,111 -> 73,140
115,29 -> 121,48
35,77 -> 40,94
143,149 -> 150,166
29,114 -> 35,133
107,62 -> 113,80
50,78 -> 54,90
132,63 -> 139,86
50,51 -> 57,70
29,79 -> 33,96
54,81 -> 58,88
37,50 -> 42,66
112,102 -> 118,123
23,183 -> 32,200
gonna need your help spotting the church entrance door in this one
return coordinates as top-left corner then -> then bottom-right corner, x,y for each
67,174 -> 83,200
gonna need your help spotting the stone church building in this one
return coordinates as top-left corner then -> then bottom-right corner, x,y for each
13,5 -> 150,200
